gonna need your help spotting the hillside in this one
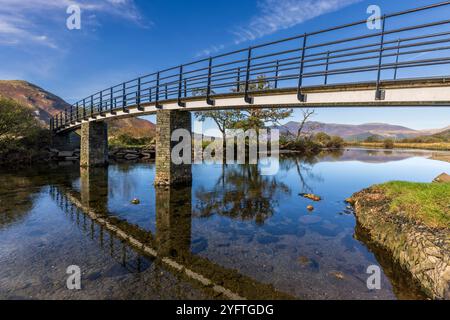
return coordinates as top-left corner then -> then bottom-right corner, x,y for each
0,80 -> 155,138
430,129 -> 450,140
277,121 -> 448,141
0,80 -> 68,126
108,117 -> 155,139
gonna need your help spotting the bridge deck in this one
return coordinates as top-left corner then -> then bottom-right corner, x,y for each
56,77 -> 450,133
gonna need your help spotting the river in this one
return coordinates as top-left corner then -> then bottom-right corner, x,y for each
0,148 -> 449,299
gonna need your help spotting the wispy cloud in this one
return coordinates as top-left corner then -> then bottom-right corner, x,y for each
195,44 -> 225,58
232,0 -> 362,44
195,0 -> 362,57
0,0 -> 150,48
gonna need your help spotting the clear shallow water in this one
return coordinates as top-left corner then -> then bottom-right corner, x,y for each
0,148 -> 448,300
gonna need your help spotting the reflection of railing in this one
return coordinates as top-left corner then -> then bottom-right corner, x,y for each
50,185 -> 294,300
49,186 -> 150,274
51,2 -> 450,131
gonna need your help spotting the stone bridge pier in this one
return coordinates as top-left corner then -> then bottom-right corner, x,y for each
55,109 -> 192,185
154,110 -> 192,186
80,122 -> 109,167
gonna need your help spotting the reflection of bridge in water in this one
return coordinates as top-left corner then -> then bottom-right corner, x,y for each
49,167 -> 293,300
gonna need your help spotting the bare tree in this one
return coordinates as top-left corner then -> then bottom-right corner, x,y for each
296,108 -> 316,140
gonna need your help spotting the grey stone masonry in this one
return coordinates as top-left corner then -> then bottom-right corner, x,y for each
154,110 -> 192,185
80,121 -> 108,167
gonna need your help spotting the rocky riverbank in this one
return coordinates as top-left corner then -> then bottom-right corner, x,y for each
0,147 -> 156,166
349,181 -> 450,299
108,147 -> 155,161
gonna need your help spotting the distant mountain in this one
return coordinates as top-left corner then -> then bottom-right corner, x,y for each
108,117 -> 155,139
276,121 -> 449,141
431,129 -> 450,140
0,80 -> 155,137
0,80 -> 68,126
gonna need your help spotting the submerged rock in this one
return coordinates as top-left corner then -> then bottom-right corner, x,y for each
433,173 -> 450,183
330,271 -> 345,280
300,193 -> 322,201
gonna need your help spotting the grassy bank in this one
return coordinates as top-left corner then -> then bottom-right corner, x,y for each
375,181 -> 450,229
350,181 -> 450,299
345,141 -> 450,151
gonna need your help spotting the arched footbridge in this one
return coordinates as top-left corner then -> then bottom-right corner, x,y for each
51,2 -> 450,184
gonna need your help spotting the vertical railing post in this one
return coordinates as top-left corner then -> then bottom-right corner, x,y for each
83,98 -> 86,120
110,87 -> 116,115
297,33 -> 307,102
155,72 -> 162,109
64,108 -> 68,126
90,95 -> 95,118
122,83 -> 129,113
184,79 -> 187,98
206,57 -> 214,105
324,51 -> 330,85
274,60 -> 279,89
178,65 -> 186,107
99,91 -> 105,116
375,15 -> 387,100
236,67 -> 241,92
75,102 -> 80,122
70,105 -> 74,124
165,83 -> 168,100
137,78 -> 144,111
149,87 -> 152,102
394,39 -> 401,80
244,47 -> 253,104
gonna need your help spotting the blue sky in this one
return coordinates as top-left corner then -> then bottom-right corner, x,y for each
0,0 -> 449,131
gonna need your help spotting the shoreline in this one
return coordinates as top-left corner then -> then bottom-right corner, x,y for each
345,142 -> 450,152
349,183 -> 450,299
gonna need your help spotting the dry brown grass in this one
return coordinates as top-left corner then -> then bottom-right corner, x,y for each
345,141 -> 450,151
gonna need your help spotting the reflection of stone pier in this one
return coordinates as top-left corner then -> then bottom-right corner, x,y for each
80,167 -> 108,212
155,186 -> 192,259
50,181 -> 292,300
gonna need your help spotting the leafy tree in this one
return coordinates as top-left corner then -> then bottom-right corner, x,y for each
365,135 -> 381,143
0,98 -> 42,149
194,75 -> 292,140
384,139 -> 394,149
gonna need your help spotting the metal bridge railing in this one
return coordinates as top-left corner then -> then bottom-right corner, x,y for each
51,1 -> 450,131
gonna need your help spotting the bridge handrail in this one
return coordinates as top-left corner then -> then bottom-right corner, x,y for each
51,1 -> 450,131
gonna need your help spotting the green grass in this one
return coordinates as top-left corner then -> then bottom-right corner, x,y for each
377,181 -> 450,229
